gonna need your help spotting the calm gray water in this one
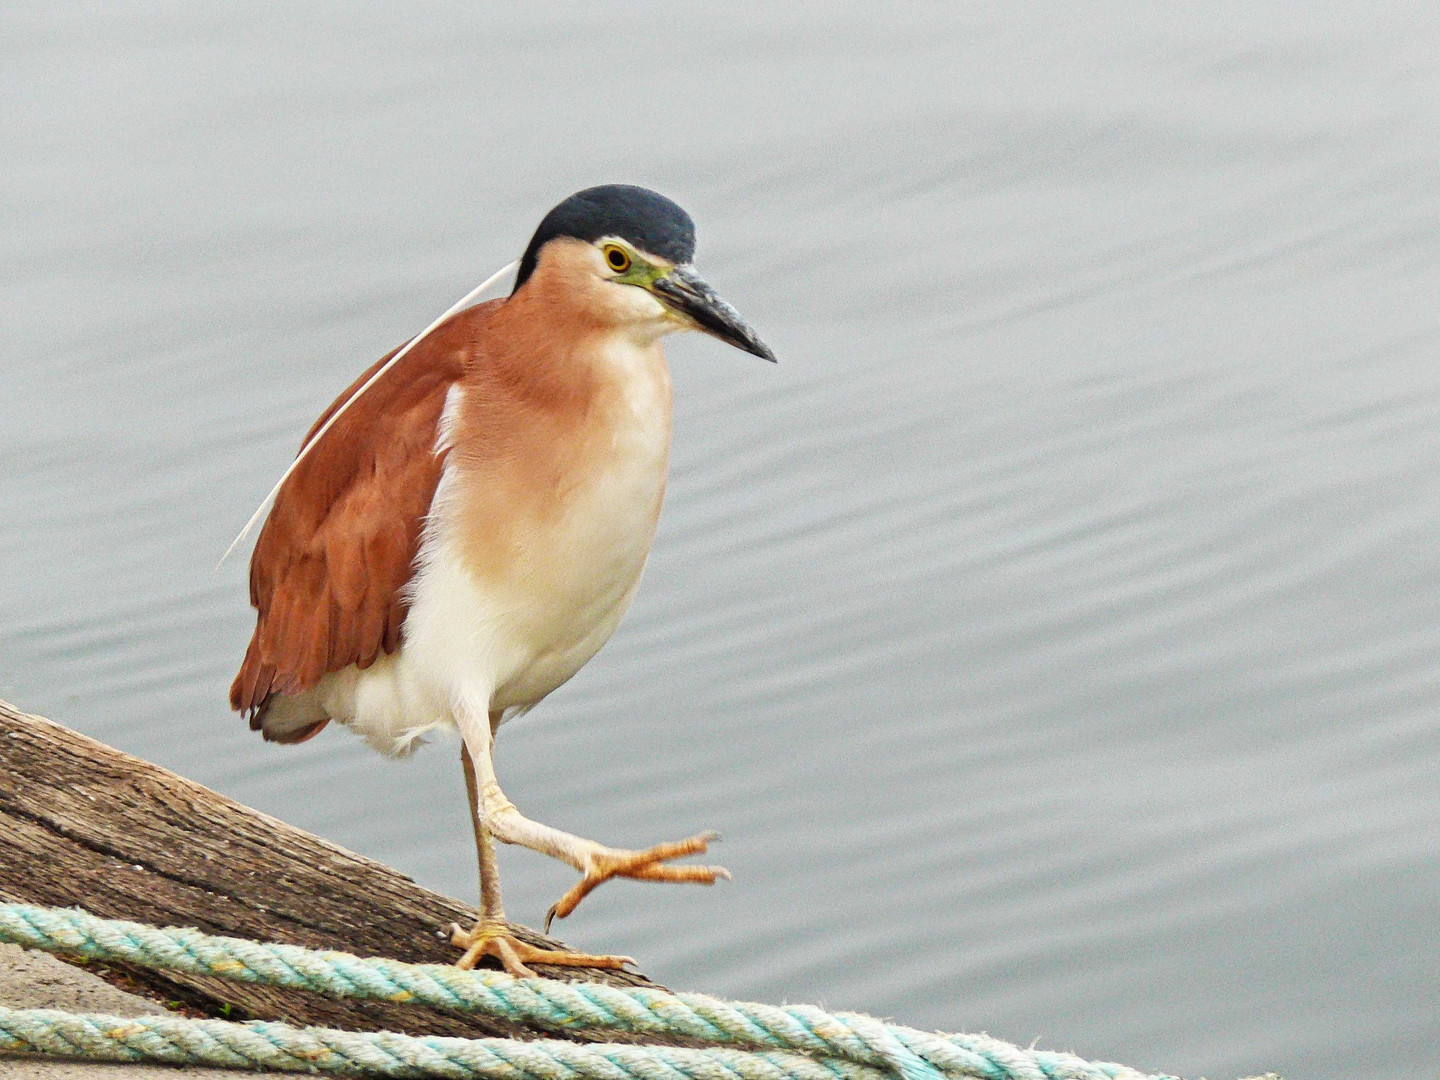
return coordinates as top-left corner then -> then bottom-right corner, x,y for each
3,4 -> 1438,1077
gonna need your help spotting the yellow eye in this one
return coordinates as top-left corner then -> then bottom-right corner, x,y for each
602,243 -> 631,273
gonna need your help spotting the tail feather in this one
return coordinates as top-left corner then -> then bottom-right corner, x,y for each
250,691 -> 332,745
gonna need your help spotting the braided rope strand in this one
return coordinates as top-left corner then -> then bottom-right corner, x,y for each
0,1005 -> 885,1080
0,903 -> 1178,1080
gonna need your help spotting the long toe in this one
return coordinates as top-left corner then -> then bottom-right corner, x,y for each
546,832 -> 730,929
451,919 -> 633,977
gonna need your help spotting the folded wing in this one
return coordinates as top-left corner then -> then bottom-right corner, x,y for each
230,305 -> 493,723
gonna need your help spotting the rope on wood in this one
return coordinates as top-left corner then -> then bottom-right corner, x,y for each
0,903 -> 1179,1080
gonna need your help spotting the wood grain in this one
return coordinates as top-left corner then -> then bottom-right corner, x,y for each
0,699 -> 681,1043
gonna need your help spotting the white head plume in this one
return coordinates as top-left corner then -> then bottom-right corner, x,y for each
219,260 -> 519,567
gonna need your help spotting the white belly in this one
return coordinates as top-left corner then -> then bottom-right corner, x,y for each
309,340 -> 672,756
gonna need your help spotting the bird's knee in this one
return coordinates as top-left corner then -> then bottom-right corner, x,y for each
480,782 -> 522,841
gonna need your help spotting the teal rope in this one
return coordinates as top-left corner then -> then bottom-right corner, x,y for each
0,1004 -> 883,1079
0,903 -> 1177,1080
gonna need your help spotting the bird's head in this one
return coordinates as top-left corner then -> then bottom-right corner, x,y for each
512,185 -> 776,362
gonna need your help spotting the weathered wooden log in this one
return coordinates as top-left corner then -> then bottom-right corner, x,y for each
0,698 -> 678,1043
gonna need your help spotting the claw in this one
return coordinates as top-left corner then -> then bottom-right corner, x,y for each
449,920 -> 634,977
545,831 -> 730,929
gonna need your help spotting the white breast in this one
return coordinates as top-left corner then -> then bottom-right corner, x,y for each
311,334 -> 673,756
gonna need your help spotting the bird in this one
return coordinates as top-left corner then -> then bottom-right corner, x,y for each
230,184 -> 776,976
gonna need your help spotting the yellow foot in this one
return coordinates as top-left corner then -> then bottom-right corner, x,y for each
545,831 -> 730,931
449,920 -> 634,978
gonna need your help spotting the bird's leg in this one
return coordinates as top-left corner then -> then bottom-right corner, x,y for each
450,721 -> 636,976
464,736 -> 505,921
466,713 -> 730,933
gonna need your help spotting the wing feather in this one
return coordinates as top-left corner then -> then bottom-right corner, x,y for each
230,304 -> 493,718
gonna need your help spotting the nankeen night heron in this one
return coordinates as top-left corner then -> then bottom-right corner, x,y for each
231,185 -> 776,975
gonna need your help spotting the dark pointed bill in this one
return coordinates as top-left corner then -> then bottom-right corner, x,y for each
652,265 -> 777,362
